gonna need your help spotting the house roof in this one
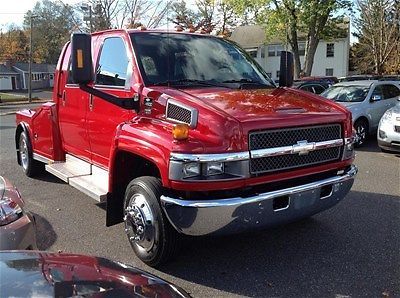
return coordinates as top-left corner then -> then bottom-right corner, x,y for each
0,64 -> 18,75
13,62 -> 56,73
229,25 -> 267,49
230,23 -> 349,48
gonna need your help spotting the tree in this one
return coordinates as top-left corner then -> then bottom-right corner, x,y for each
228,0 -> 351,78
353,0 -> 399,74
23,0 -> 80,64
0,25 -> 29,62
170,0 -> 201,29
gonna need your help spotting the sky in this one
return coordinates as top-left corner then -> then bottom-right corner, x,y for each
0,0 -> 82,30
0,0 -> 357,43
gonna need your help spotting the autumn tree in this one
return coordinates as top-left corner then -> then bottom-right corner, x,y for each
228,0 -> 351,78
0,25 -> 29,62
23,0 -> 80,64
353,0 -> 399,74
170,0 -> 241,33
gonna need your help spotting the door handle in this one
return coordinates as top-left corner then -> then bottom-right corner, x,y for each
62,90 -> 66,106
89,94 -> 94,111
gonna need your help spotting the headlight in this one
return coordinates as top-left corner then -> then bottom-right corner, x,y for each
205,162 -> 224,176
0,198 -> 23,226
342,130 -> 356,160
380,110 -> 393,123
183,163 -> 201,178
169,152 -> 250,181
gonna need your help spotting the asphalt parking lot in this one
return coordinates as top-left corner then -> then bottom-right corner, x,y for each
0,112 -> 399,297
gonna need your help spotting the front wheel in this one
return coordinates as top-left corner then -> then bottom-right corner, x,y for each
19,131 -> 44,177
354,120 -> 368,147
123,176 -> 180,267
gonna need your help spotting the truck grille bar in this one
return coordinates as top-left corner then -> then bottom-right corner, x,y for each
249,124 -> 343,174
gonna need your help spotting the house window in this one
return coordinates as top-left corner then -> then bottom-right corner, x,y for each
326,43 -> 334,57
261,46 -> 265,58
268,46 -> 276,57
298,43 -> 306,56
247,49 -> 257,58
276,71 -> 280,78
276,45 -> 283,56
325,68 -> 334,76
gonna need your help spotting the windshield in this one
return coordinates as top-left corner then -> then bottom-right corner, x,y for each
130,32 -> 275,88
321,85 -> 369,102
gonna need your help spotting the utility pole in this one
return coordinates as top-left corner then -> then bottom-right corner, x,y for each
28,13 -> 36,103
28,14 -> 32,103
81,4 -> 93,33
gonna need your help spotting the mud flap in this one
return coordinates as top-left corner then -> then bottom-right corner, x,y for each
106,192 -> 124,227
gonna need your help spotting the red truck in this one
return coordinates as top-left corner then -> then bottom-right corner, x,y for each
15,29 -> 357,267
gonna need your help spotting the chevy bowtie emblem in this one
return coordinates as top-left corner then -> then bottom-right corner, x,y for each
291,140 -> 316,155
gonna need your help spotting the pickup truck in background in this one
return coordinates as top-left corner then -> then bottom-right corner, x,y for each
15,29 -> 357,267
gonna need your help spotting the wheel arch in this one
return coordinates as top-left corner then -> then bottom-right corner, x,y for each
15,122 -> 32,165
354,116 -> 370,133
106,149 -> 164,227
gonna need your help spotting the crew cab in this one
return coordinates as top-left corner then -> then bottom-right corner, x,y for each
15,29 -> 357,267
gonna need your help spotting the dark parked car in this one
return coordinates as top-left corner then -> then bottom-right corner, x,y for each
0,251 -> 190,297
292,81 -> 330,94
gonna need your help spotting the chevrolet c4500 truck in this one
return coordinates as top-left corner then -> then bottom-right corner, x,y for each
15,29 -> 357,266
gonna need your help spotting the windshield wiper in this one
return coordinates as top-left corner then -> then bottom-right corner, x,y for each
222,79 -> 273,89
152,79 -> 230,88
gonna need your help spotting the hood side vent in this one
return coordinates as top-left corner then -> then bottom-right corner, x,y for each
166,99 -> 198,128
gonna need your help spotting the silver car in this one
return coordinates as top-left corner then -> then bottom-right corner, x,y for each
0,176 -> 37,250
321,80 -> 400,146
378,100 -> 400,152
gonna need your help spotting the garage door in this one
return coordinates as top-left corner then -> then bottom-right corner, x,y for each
0,76 -> 12,90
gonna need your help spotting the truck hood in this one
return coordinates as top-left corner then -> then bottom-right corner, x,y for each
178,87 -> 344,123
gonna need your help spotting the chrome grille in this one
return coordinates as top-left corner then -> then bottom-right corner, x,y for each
249,124 -> 343,175
166,102 -> 192,125
249,124 -> 342,150
250,147 -> 341,174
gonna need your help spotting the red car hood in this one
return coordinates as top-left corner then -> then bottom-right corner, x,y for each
180,87 -> 341,121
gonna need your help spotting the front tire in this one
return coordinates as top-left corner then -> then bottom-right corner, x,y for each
123,176 -> 180,267
354,119 -> 368,147
19,131 -> 43,177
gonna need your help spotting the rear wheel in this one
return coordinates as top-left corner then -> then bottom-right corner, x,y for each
123,176 -> 180,267
19,131 -> 43,177
354,119 -> 368,147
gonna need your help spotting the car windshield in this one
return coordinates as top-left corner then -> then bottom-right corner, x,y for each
321,85 -> 369,102
130,32 -> 275,88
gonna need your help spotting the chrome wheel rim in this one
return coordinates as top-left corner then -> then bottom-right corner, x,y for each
355,124 -> 366,145
124,194 -> 156,252
20,137 -> 29,170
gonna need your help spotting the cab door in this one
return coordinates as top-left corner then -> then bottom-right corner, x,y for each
86,34 -> 136,168
57,43 -> 91,160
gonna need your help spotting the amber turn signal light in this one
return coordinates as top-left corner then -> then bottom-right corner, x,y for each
172,124 -> 189,140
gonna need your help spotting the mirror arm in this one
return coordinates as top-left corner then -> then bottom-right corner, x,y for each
79,84 -> 140,111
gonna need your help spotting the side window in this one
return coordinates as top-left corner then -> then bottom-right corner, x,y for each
371,85 -> 384,99
67,60 -> 74,84
96,37 -> 129,87
313,84 -> 326,94
300,85 -> 314,93
382,84 -> 400,99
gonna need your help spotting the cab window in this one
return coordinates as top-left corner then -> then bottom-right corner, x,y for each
96,37 -> 129,87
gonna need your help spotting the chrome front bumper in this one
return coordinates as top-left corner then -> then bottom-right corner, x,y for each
161,165 -> 358,236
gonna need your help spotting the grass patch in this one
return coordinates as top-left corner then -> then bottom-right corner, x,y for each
0,93 -> 42,103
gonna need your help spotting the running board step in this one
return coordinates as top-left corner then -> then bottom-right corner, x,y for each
45,154 -> 91,182
45,154 -> 108,202
69,165 -> 108,202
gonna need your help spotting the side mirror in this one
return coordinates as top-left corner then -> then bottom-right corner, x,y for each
279,51 -> 294,87
71,33 -> 93,84
371,94 -> 382,102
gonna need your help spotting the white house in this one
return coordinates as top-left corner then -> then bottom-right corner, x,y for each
230,25 -> 350,80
